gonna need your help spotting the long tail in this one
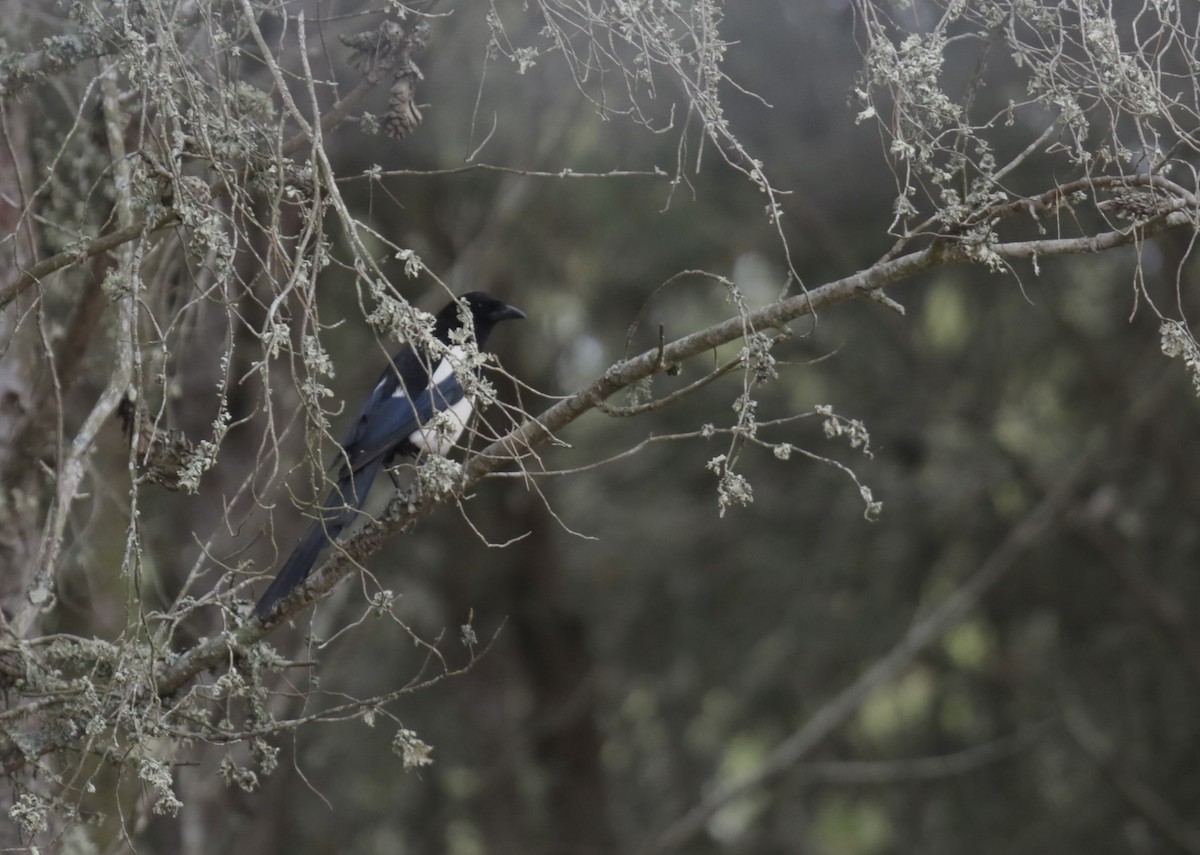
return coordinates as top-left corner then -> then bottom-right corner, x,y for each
253,458 -> 385,617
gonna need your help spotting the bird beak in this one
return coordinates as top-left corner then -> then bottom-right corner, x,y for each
494,304 -> 526,322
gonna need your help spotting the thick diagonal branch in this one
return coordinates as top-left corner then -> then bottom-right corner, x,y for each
150,207 -> 1193,698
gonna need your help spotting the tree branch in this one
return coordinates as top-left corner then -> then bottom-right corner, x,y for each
0,27 -> 385,313
149,208 -> 1194,700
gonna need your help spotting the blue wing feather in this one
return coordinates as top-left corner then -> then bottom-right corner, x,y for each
340,344 -> 429,449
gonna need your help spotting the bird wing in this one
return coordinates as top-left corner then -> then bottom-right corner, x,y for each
339,343 -> 430,451
342,356 -> 469,467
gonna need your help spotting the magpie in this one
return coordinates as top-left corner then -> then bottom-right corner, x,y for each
253,291 -> 526,617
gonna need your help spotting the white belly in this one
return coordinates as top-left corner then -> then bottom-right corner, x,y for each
409,394 -> 474,456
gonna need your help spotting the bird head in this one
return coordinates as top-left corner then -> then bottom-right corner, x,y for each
435,291 -> 526,345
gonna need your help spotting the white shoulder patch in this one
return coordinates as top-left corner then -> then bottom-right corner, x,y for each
391,345 -> 467,399
430,345 -> 467,386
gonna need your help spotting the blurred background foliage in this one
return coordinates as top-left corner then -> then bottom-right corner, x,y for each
11,0 -> 1200,852
228,4 -> 1200,854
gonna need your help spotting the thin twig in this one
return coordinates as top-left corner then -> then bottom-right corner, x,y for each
642,443 -> 1093,853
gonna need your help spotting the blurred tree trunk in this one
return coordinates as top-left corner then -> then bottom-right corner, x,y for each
0,99 -> 40,621
0,93 -> 38,853
437,484 -> 614,854
508,491 -> 615,855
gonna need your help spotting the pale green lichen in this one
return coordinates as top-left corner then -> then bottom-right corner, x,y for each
1161,320 -> 1200,397
138,758 -> 183,816
9,792 -> 50,837
392,728 -> 434,769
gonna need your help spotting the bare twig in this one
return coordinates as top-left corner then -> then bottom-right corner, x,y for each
1063,699 -> 1200,855
643,442 -> 1092,853
796,724 -> 1051,785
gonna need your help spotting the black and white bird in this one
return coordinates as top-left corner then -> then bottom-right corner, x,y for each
253,291 -> 526,617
